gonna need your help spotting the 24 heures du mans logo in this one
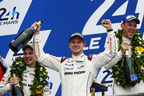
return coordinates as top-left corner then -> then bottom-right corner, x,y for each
0,6 -> 19,26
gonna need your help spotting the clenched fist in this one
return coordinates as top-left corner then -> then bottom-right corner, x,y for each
101,20 -> 112,30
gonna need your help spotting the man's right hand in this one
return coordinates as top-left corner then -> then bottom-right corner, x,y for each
10,77 -> 19,86
121,42 -> 129,53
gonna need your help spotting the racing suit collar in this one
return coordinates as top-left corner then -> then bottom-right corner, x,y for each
122,36 -> 132,44
26,66 -> 35,72
71,53 -> 85,62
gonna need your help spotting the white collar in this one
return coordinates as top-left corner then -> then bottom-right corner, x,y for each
26,66 -> 35,72
71,53 -> 85,62
122,36 -> 132,44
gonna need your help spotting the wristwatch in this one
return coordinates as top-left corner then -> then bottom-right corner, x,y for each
107,29 -> 113,32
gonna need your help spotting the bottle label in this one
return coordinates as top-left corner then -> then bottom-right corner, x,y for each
124,55 -> 131,58
131,74 -> 138,81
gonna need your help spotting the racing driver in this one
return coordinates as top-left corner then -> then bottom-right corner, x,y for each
32,19 -> 118,96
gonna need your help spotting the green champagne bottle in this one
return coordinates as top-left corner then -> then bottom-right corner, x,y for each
11,70 -> 24,96
9,20 -> 43,53
124,50 -> 138,85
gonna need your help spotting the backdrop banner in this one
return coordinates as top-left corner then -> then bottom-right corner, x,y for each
0,0 -> 144,96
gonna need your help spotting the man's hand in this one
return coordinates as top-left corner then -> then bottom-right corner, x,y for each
121,42 -> 129,53
31,22 -> 41,35
101,20 -> 112,30
10,77 -> 19,86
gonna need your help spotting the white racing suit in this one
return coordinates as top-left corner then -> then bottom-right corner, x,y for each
0,66 -> 50,96
105,37 -> 144,95
33,31 -> 117,96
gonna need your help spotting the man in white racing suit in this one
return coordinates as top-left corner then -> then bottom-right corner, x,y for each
32,19 -> 117,96
104,14 -> 144,95
0,44 -> 50,96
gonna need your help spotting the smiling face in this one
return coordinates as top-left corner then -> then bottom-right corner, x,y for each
121,20 -> 137,39
69,37 -> 85,56
23,48 -> 36,68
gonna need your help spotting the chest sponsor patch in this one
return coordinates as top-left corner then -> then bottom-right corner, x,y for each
64,71 -> 85,75
65,63 -> 74,66
64,67 -> 74,70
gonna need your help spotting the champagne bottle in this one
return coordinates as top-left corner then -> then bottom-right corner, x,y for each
11,70 -> 24,96
9,20 -> 43,53
124,50 -> 138,85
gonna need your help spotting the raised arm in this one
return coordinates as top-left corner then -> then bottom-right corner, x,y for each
92,20 -> 118,69
31,23 -> 61,72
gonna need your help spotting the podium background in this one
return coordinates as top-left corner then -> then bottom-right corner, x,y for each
1,0 -> 144,96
